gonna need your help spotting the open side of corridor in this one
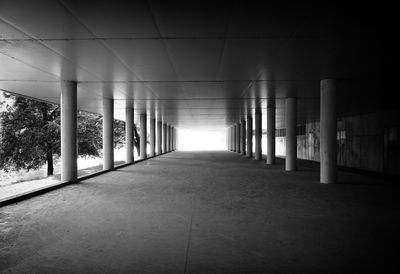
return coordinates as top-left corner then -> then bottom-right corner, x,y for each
1,151 -> 399,273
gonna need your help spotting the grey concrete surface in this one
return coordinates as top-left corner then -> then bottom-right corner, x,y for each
1,151 -> 399,273
60,81 -> 77,182
102,98 -> 114,171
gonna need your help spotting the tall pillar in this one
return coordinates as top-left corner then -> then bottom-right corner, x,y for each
227,127 -> 230,151
157,121 -> 162,155
236,123 -> 241,153
103,99 -> 114,170
254,110 -> 262,160
167,125 -> 170,152
267,101 -> 276,164
150,118 -> 156,157
233,125 -> 237,152
231,126 -> 234,151
61,81 -> 77,182
171,127 -> 175,151
228,127 -> 232,151
140,113 -> 147,159
285,97 -> 297,171
246,115 -> 253,157
174,127 -> 177,151
125,107 -> 134,164
170,126 -> 173,151
320,79 -> 337,184
174,127 -> 178,150
169,125 -> 173,152
163,123 -> 167,153
241,120 -> 246,155
230,127 -> 233,151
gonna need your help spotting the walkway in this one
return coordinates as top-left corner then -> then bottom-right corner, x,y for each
1,151 -> 399,273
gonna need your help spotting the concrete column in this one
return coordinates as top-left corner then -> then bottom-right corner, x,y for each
246,115 -> 253,158
230,127 -> 233,151
174,127 -> 178,150
233,125 -> 237,152
267,101 -> 276,165
254,110 -> 262,160
150,118 -> 155,157
285,97 -> 297,171
169,125 -> 172,151
157,121 -> 162,155
227,127 -> 232,151
170,126 -> 174,151
320,79 -> 337,184
171,126 -> 174,151
174,127 -> 177,151
103,99 -> 114,170
230,127 -> 234,151
125,107 -> 134,164
236,123 -> 241,153
166,125 -> 170,152
60,81 -> 77,182
241,120 -> 246,155
163,123 -> 167,153
227,127 -> 230,151
170,126 -> 173,151
231,126 -> 234,151
229,127 -> 232,151
140,113 -> 147,159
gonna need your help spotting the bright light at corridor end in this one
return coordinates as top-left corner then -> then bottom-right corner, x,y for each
177,128 -> 227,151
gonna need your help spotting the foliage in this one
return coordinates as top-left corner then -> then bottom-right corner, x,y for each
0,94 -> 138,176
0,95 -> 60,175
77,111 -> 102,158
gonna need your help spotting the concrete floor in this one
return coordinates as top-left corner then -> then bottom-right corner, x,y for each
1,151 -> 399,273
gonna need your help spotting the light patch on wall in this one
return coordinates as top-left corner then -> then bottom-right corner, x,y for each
178,129 -> 226,151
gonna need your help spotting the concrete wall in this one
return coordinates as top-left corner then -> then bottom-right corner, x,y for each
276,110 -> 400,176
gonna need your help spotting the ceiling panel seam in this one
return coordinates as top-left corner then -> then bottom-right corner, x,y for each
0,50 -> 59,80
56,0 -> 160,101
238,13 -> 316,100
213,0 -> 234,123
145,0 -> 192,125
0,17 -> 108,84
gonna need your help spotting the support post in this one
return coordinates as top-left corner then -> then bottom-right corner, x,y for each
174,127 -> 178,150
170,126 -> 173,151
103,99 -> 114,170
236,123 -> 241,153
267,101 -> 276,164
241,120 -> 246,155
167,125 -> 170,152
246,115 -> 253,157
157,121 -> 162,155
61,81 -> 77,182
125,107 -> 134,164
254,110 -> 262,160
140,113 -> 147,159
320,79 -> 337,183
232,125 -> 236,152
163,123 -> 167,153
227,127 -> 230,151
171,126 -> 175,151
285,97 -> 297,171
174,127 -> 177,151
150,118 -> 155,157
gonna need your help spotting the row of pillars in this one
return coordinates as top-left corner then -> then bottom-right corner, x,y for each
61,81 -> 177,183
228,79 -> 336,184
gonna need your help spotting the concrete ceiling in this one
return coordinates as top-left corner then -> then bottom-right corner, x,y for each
0,1 -> 395,128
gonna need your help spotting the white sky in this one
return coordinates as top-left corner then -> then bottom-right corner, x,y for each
177,128 -> 227,151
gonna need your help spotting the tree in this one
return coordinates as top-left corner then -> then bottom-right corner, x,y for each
0,94 -> 140,176
0,96 -> 60,176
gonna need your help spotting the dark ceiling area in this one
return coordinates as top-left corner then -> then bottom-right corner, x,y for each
0,0 -> 396,128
